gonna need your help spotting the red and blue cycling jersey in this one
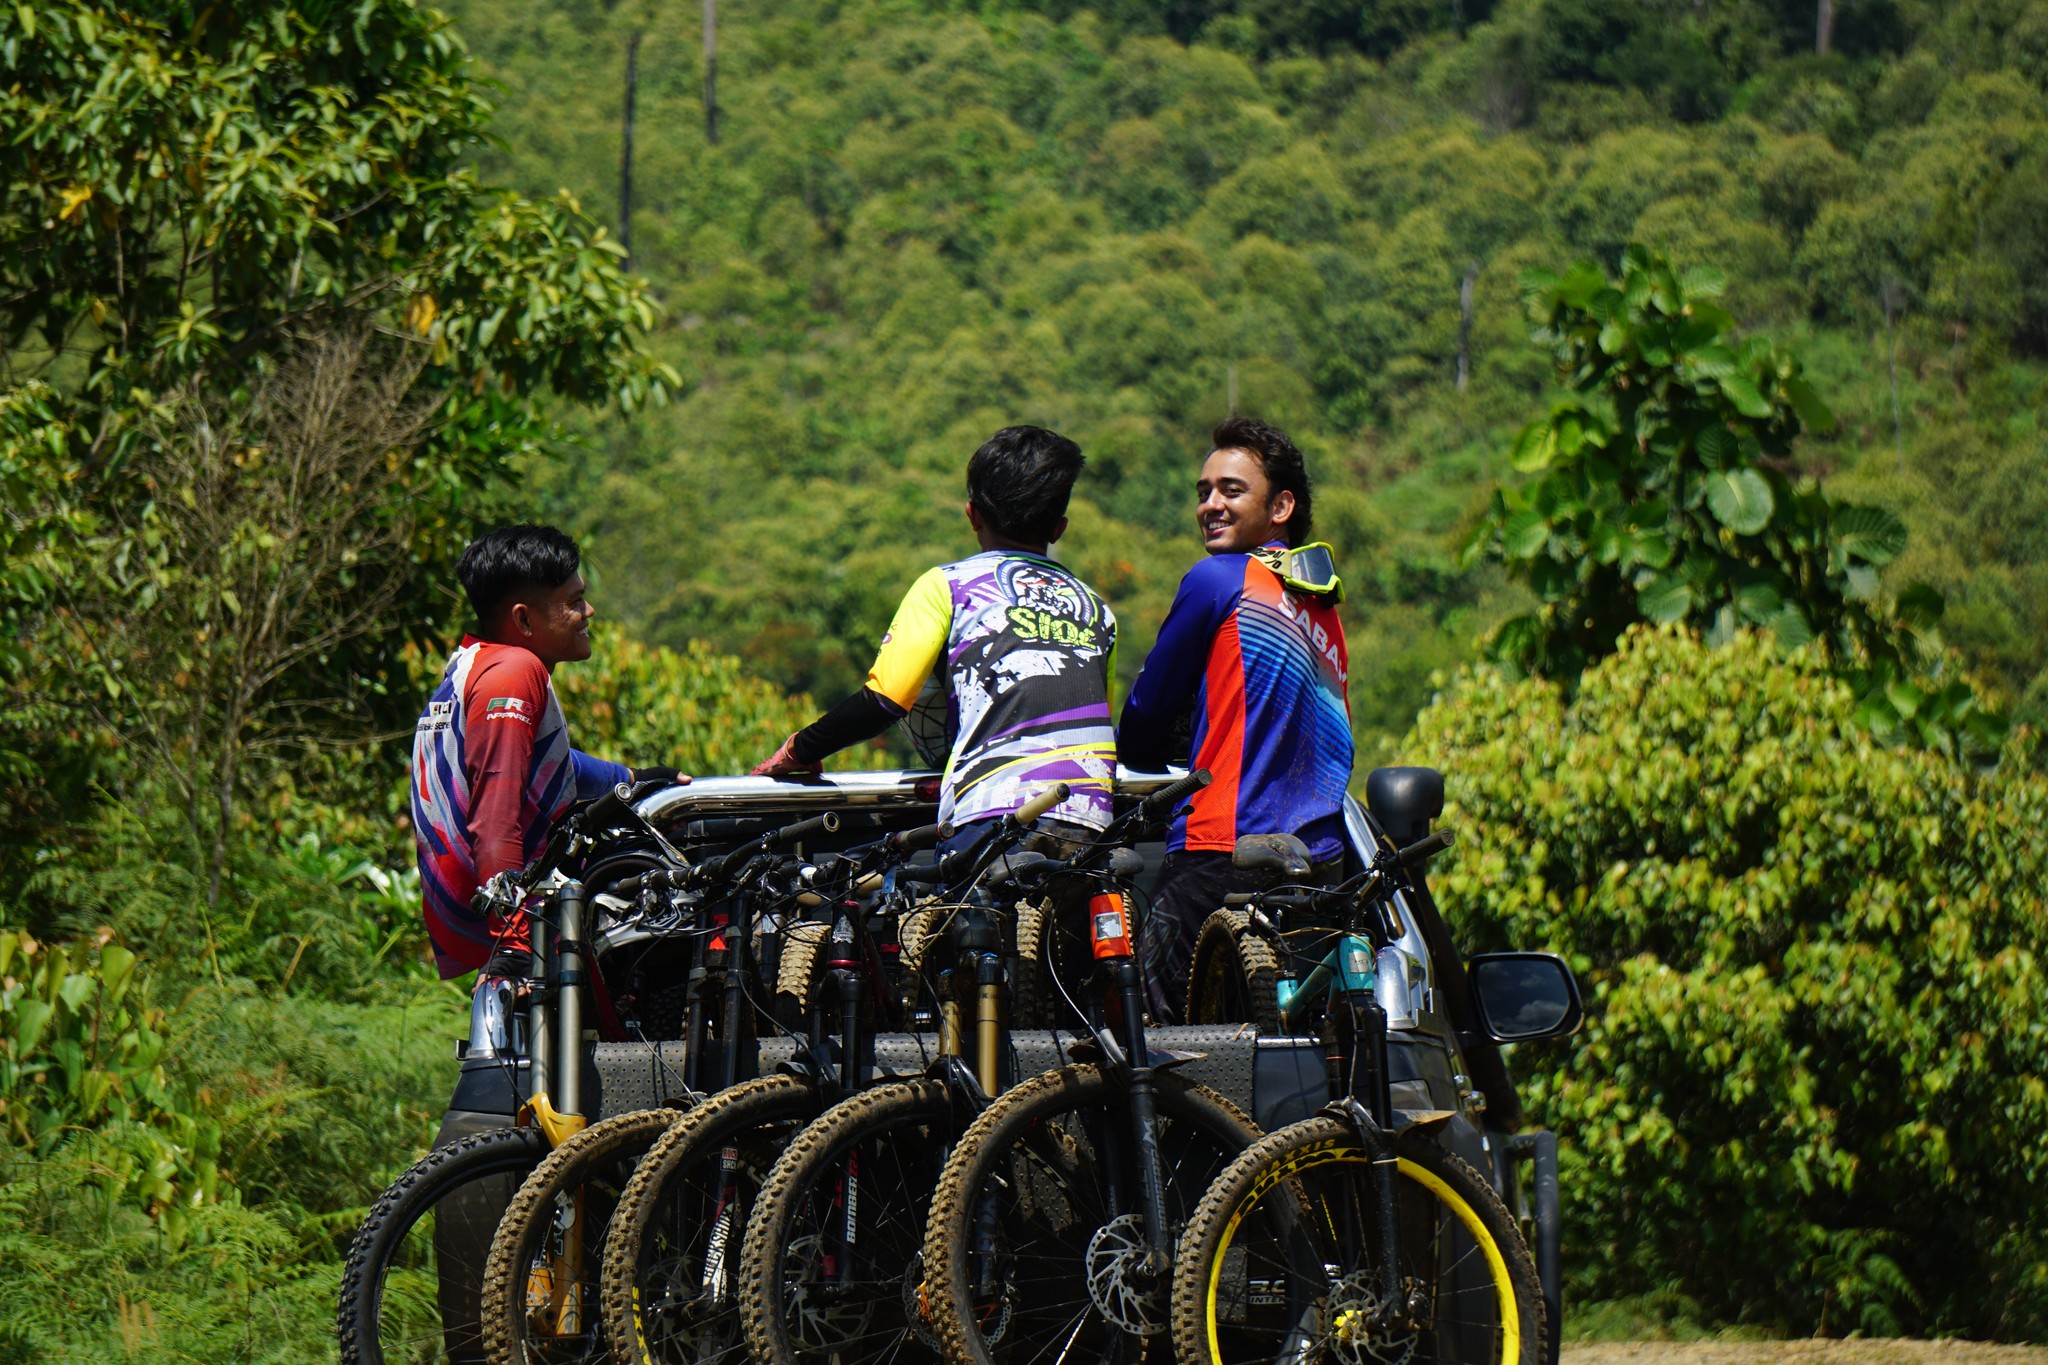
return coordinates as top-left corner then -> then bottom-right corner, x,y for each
411,637 -> 630,977
1118,544 -> 1353,863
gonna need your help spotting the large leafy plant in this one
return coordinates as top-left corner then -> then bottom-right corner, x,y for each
1415,626 -> 2048,1338
1466,245 -> 1999,754
0,930 -> 222,1241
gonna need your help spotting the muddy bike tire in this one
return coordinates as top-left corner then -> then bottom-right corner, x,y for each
1169,1116 -> 1543,1365
478,1108 -> 683,1365
738,1078 -> 956,1365
1185,910 -> 1284,1035
597,1073 -> 826,1365
923,1062 -> 1262,1365
339,1126 -> 550,1365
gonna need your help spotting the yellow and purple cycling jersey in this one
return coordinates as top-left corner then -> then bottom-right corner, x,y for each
869,551 -> 1118,831
411,637 -> 630,977
1118,544 -> 1353,862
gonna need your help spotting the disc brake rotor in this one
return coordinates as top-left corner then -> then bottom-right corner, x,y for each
785,1234 -> 878,1352
1084,1213 -> 1167,1336
1326,1270 -> 1416,1365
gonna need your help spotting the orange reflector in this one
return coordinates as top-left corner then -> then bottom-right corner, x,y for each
1090,892 -> 1132,959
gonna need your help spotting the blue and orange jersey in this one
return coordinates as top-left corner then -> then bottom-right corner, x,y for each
411,637 -> 630,978
1118,545 -> 1353,862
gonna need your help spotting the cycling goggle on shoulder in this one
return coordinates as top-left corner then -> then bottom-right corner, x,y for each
1255,542 -> 1345,603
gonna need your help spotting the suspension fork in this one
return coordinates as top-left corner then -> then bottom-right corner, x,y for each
1110,956 -> 1175,1271
1343,993 -> 1405,1319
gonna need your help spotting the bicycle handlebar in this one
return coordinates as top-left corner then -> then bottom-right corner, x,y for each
1139,768 -> 1211,821
769,811 -> 841,849
1013,782 -> 1071,825
886,821 -> 952,855
1398,828 -> 1455,868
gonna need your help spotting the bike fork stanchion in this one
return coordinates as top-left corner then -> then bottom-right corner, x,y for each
1111,958 -> 1175,1274
1347,993 -> 1406,1327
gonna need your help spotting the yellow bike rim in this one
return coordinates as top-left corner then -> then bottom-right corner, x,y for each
1203,1142 -> 1522,1365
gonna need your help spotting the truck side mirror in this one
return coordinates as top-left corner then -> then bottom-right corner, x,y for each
1467,952 -> 1584,1043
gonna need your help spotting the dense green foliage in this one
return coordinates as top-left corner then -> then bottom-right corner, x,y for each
1466,244 -> 2000,753
0,2 -> 817,1357
447,0 -> 2048,755
4,0 -> 2048,1353
0,0 -> 676,907
1420,626 -> 2048,1338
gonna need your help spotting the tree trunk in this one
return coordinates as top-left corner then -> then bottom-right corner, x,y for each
1816,0 -> 1837,56
1881,276 -> 1904,468
703,0 -> 719,146
621,29 -> 641,266
1456,260 -> 1479,393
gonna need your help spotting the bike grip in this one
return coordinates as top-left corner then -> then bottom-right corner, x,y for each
886,821 -> 951,854
852,871 -> 883,896
1222,892 -> 1255,907
1398,828 -> 1456,868
1142,768 -> 1212,817
771,810 -> 842,847
1012,782 -> 1072,825
580,782 -> 635,832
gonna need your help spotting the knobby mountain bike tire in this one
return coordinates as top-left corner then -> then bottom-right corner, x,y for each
479,1107 -> 684,1365
598,1073 -> 826,1365
738,1078 -> 957,1365
339,1126 -> 551,1365
924,1062 -> 1262,1365
1185,910 -> 1285,1034
1169,1115 -> 1543,1365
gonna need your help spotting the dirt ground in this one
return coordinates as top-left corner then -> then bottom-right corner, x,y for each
1565,1343 -> 2048,1364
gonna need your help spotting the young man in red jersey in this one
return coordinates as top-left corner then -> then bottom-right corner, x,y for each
411,524 -> 683,981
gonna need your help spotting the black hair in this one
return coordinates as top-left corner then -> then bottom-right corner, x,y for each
457,524 -> 581,626
966,425 -> 1085,546
1211,415 -> 1313,544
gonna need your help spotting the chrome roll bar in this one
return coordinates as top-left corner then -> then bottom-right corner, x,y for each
631,766 -> 1195,832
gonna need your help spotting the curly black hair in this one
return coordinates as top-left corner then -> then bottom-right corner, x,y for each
966,425 -> 1085,546
1211,415 -> 1313,544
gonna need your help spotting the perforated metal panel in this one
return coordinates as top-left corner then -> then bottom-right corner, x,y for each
591,1042 -> 693,1118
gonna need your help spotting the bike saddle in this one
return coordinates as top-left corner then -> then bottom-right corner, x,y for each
1232,832 -> 1314,879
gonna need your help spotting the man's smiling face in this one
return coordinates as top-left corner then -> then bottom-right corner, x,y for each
1196,446 -> 1294,553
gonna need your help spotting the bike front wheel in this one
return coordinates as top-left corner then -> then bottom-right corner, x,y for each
739,1078 -> 956,1365
480,1107 -> 683,1364
598,1073 -> 825,1365
1169,1115 -> 1544,1365
923,1062 -> 1261,1365
339,1126 -> 550,1365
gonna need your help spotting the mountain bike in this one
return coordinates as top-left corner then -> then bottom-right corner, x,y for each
475,808 -> 858,1365
592,804 -> 1012,1365
337,782 -> 827,1365
917,771 -> 1270,1365
1167,827 -> 1583,1365
338,779 -> 666,1365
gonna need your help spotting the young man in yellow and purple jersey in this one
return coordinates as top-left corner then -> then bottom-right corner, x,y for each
752,426 -> 1117,847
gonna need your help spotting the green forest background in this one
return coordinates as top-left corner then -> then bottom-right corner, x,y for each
2,0 -> 2046,1357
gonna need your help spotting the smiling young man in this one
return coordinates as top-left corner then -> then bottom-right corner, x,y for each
411,524 -> 683,979
1118,416 -> 1354,1022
